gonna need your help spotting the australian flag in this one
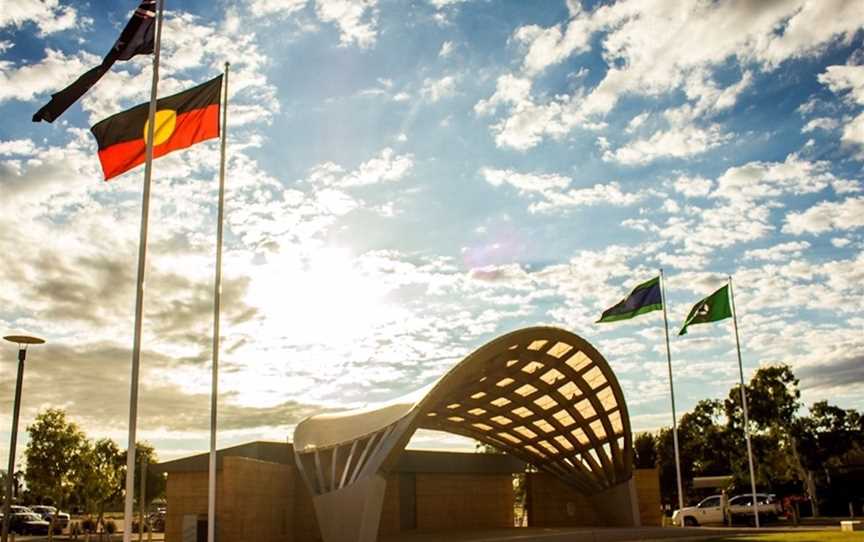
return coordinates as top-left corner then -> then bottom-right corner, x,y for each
33,0 -> 157,123
597,276 -> 663,323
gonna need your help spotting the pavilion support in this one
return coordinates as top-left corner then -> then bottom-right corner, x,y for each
312,473 -> 387,542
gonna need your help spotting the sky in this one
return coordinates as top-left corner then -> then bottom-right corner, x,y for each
0,0 -> 863,465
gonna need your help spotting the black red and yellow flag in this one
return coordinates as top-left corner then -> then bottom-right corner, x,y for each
91,75 -> 222,180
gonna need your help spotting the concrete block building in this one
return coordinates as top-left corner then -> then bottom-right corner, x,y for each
157,327 -> 662,542
157,442 -> 661,542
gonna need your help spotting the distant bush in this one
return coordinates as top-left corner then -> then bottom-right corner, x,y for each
104,519 -> 117,534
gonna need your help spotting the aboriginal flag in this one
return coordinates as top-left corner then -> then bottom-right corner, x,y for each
33,0 -> 157,123
91,75 -> 222,180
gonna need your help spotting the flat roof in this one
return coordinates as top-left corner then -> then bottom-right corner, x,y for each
155,442 -> 526,475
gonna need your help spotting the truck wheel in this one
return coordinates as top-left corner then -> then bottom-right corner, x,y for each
684,517 -> 698,526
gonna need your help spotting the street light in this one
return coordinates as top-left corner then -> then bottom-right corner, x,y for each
2,335 -> 45,542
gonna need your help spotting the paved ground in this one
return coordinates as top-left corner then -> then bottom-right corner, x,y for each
381,526 -> 836,542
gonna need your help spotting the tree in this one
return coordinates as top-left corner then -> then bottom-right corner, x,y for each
24,409 -> 89,541
633,432 -> 657,469
129,443 -> 166,513
77,438 -> 124,534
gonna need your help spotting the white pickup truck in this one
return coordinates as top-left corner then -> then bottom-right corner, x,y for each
672,493 -> 782,526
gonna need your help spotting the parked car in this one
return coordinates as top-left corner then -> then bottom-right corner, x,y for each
8,512 -> 50,535
672,495 -> 725,526
30,505 -> 71,530
728,493 -> 782,524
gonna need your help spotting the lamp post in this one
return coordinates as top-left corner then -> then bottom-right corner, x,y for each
2,335 -> 45,542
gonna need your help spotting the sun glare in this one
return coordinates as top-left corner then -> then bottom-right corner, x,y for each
248,247 -> 395,345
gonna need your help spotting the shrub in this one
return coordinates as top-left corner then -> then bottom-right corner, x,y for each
81,517 -> 97,533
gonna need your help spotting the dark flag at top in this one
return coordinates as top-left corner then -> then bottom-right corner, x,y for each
32,0 -> 157,123
90,75 -> 222,180
597,276 -> 663,323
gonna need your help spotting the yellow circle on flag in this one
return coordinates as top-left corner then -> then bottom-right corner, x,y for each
143,109 -> 177,146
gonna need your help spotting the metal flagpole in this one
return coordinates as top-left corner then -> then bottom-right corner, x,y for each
659,269 -> 685,517
124,1 -> 165,541
207,62 -> 230,542
728,276 -> 760,528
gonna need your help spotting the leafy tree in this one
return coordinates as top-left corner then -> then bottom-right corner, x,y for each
77,438 -> 124,533
725,364 -> 800,430
633,432 -> 657,469
130,443 -> 166,509
24,409 -> 89,540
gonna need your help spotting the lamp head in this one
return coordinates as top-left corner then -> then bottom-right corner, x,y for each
4,335 -> 45,346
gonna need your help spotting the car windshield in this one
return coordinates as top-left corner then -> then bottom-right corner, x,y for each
19,513 -> 43,521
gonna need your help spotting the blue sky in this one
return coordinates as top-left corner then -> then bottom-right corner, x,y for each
1,0 -> 863,462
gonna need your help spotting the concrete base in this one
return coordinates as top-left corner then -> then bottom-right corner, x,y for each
841,520 -> 862,532
589,478 -> 641,527
313,473 -> 388,542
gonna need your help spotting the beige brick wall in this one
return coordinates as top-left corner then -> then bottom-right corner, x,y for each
526,473 -> 598,527
415,473 -> 514,530
634,467 -> 662,526
165,458 -> 293,542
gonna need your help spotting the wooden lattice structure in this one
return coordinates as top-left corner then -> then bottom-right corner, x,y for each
293,327 -> 636,542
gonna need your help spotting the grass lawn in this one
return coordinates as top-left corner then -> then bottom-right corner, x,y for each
706,532 -> 864,542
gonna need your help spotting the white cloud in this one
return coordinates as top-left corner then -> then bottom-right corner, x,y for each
480,167 -> 569,193
802,117 -> 840,133
712,154 -> 841,203
529,182 -> 644,213
0,139 -> 37,156
429,0 -> 469,7
514,17 -> 594,76
315,0 -> 378,48
421,75 -> 457,102
309,148 -> 414,188
0,49 -> 97,104
479,0 -> 863,150
474,74 -> 604,150
439,41 -> 454,58
0,0 -> 84,36
603,123 -> 730,165
831,237 -> 852,248
673,175 -> 713,198
248,0 -> 307,16
818,64 -> 864,154
783,196 -> 864,235
744,241 -> 811,262
480,167 -> 643,213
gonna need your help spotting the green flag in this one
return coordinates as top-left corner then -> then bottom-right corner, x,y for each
678,284 -> 732,335
597,276 -> 662,323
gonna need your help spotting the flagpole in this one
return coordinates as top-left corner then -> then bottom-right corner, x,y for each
728,276 -> 760,528
123,1 -> 164,541
207,61 -> 229,542
659,269 -> 685,518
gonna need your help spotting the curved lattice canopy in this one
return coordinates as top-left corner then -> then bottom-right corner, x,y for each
293,327 -> 632,498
